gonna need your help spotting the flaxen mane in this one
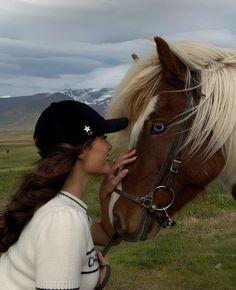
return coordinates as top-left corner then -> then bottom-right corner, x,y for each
107,39 -> 236,184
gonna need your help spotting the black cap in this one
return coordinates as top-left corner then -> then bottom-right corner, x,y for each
33,100 -> 128,153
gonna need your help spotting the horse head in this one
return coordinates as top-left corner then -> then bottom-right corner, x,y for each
104,36 -> 236,242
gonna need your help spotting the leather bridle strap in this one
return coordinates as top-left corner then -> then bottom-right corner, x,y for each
149,104 -> 192,195
101,70 -> 200,252
113,187 -> 143,204
113,88 -> 193,213
149,71 -> 198,193
111,71 -> 200,230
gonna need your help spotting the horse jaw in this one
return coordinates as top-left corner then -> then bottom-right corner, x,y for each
125,219 -> 161,242
138,217 -> 161,241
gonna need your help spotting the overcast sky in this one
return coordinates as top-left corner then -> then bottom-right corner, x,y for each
1,0 -> 236,96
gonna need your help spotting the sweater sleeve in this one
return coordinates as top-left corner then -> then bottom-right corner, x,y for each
35,206 -> 87,289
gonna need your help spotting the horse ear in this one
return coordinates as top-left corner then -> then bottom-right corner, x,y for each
131,53 -> 139,62
154,36 -> 186,81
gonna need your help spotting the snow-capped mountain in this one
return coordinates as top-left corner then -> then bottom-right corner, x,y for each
62,88 -> 114,105
60,88 -> 114,115
0,88 -> 114,130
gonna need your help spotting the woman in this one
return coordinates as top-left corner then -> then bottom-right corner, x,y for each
0,100 -> 136,290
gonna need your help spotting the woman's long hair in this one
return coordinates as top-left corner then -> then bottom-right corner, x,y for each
0,142 -> 92,252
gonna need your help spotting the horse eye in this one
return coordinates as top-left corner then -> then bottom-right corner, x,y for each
151,122 -> 166,134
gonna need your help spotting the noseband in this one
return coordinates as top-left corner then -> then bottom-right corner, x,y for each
114,71 -> 201,229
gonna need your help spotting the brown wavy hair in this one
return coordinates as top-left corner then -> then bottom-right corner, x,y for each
0,141 -> 93,252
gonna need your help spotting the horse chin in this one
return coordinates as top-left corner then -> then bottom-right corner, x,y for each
119,218 -> 161,242
139,219 -> 161,241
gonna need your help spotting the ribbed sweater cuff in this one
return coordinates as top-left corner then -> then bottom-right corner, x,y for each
36,288 -> 79,290
36,280 -> 80,289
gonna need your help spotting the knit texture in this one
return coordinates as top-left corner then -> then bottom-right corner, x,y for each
0,191 -> 99,290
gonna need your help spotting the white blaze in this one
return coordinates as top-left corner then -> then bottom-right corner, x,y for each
108,95 -> 159,225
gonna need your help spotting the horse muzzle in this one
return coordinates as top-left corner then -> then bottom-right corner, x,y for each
112,210 -> 161,242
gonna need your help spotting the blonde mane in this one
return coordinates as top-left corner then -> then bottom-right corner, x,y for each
107,39 -> 236,185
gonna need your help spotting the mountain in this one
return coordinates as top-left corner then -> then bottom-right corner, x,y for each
0,88 -> 114,131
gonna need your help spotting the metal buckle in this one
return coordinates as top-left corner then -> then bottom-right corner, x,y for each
140,195 -> 153,210
170,159 -> 182,174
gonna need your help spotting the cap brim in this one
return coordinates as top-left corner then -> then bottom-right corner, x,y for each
103,117 -> 129,134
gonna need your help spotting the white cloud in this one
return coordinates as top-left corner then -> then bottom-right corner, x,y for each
72,64 -> 130,89
0,0 -> 236,95
0,64 -> 130,96
167,29 -> 236,48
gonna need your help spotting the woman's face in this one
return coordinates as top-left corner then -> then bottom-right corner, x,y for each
82,136 -> 112,175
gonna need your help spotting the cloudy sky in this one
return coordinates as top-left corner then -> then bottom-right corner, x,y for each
1,0 -> 236,96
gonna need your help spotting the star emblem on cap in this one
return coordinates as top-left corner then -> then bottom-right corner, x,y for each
84,125 -> 93,136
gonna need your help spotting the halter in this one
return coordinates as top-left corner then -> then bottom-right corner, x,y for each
102,70 -> 201,255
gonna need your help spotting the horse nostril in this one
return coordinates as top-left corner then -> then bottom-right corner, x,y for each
113,212 -> 126,234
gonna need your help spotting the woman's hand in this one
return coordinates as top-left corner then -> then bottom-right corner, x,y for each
99,148 -> 137,201
96,252 -> 110,290
97,251 -> 109,266
97,148 -> 136,241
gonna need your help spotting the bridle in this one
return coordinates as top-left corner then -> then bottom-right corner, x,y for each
102,70 -> 201,256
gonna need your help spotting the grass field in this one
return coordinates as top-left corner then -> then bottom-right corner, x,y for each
0,131 -> 235,290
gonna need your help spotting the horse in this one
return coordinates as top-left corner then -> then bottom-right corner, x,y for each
101,36 -> 236,243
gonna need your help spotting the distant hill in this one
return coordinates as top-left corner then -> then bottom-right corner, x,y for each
0,88 -> 114,131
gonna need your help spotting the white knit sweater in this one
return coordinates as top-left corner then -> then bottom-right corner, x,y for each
0,191 -> 99,290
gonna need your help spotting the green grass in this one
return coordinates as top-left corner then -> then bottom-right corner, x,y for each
0,132 -> 236,289
106,198 -> 236,290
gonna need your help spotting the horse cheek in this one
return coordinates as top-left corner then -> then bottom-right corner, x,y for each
184,151 -> 225,187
